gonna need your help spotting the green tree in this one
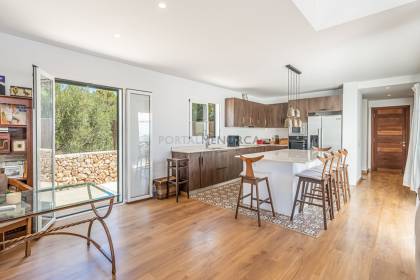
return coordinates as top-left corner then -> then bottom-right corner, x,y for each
55,83 -> 117,154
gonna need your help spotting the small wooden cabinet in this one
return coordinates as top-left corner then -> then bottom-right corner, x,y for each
172,145 -> 286,190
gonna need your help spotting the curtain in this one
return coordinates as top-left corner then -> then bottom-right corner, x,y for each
404,83 -> 420,193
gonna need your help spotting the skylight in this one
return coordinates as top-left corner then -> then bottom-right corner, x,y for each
292,0 -> 417,31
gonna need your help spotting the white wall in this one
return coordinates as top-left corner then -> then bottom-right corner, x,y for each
361,99 -> 368,171
0,32 -> 287,178
342,82 -> 362,186
362,97 -> 414,171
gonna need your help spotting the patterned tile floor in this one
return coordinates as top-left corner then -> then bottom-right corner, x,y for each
190,179 -> 343,238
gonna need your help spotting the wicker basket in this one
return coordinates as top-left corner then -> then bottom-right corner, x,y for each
153,176 -> 176,200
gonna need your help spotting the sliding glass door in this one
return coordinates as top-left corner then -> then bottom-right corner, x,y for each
33,66 -> 56,231
125,89 -> 152,202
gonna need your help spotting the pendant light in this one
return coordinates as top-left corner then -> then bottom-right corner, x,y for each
285,68 -> 294,128
294,74 -> 301,119
286,69 -> 295,118
295,72 -> 302,128
285,64 -> 303,128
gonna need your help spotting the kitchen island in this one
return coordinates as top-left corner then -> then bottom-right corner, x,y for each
171,144 -> 288,191
239,149 -> 322,216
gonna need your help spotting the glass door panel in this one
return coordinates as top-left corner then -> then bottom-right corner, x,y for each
125,89 -> 152,202
34,67 -> 56,230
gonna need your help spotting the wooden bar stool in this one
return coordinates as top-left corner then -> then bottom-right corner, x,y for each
328,151 -> 342,211
290,154 -> 334,230
235,155 -> 275,227
167,158 -> 189,203
331,150 -> 347,206
339,149 -> 351,201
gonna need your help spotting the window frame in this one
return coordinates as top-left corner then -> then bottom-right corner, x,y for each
188,99 -> 220,140
54,78 -> 123,210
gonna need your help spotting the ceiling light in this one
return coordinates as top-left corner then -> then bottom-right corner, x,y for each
387,93 -> 392,97
113,33 -> 121,39
158,2 -> 167,9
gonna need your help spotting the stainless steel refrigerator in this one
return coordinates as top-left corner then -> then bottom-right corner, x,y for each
307,113 -> 342,151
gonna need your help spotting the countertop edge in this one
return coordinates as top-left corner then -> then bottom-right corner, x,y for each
171,144 -> 288,154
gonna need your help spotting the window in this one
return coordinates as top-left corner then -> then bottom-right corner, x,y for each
190,101 -> 220,138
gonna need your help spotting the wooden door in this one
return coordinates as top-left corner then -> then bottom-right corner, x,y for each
372,106 -> 410,172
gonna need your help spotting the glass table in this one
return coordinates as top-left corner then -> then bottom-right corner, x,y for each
0,183 -> 117,275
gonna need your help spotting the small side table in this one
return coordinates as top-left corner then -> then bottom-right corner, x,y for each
167,158 -> 189,203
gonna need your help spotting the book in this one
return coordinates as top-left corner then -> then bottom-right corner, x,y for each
0,75 -> 5,95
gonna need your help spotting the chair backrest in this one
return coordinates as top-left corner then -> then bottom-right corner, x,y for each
330,151 -> 342,172
313,146 -> 332,152
317,153 -> 333,180
339,149 -> 348,166
239,155 -> 264,179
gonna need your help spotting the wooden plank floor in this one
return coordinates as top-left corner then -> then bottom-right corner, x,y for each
0,172 -> 416,280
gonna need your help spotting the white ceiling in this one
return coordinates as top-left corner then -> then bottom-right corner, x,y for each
361,83 -> 415,100
292,0 -> 416,31
0,0 -> 419,97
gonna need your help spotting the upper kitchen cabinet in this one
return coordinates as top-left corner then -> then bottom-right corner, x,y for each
225,98 -> 267,128
307,95 -> 342,113
225,98 -> 246,127
267,103 -> 287,128
225,95 -> 341,128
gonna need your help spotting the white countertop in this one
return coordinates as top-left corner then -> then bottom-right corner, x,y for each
171,144 -> 288,154
239,149 -> 322,164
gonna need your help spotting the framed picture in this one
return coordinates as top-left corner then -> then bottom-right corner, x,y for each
4,165 -> 24,178
10,86 -> 32,98
0,104 -> 27,125
0,161 -> 25,179
0,75 -> 5,95
0,133 -> 10,153
12,139 -> 26,152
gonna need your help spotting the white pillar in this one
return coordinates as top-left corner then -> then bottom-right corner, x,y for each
342,82 -> 362,186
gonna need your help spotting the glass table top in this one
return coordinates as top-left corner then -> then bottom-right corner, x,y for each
0,183 -> 116,223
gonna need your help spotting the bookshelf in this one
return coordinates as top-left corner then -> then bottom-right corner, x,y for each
0,95 -> 33,186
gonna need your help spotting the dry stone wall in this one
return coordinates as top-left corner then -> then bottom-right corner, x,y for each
41,150 -> 117,186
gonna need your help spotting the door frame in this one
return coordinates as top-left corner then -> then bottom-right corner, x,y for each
33,66 -> 57,231
124,88 -> 153,202
371,105 -> 410,171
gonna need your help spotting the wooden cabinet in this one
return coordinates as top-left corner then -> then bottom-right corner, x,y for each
225,95 -> 341,128
297,98 -> 308,122
171,146 -> 286,190
225,98 -> 268,128
171,152 -> 201,190
0,96 -> 33,186
225,98 -> 246,127
307,95 -> 342,113
266,103 -> 288,128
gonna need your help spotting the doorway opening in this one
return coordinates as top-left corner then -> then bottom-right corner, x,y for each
54,79 -> 121,216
